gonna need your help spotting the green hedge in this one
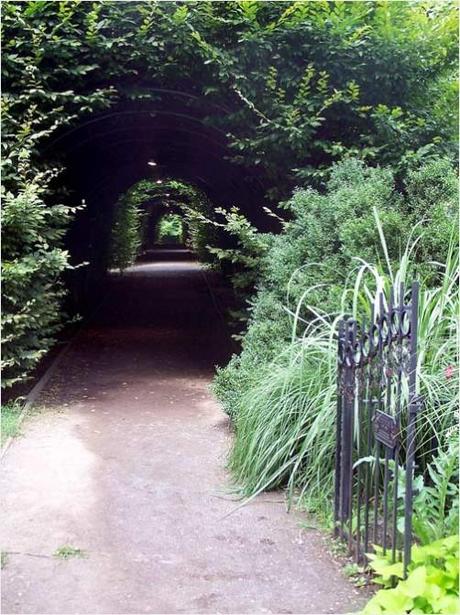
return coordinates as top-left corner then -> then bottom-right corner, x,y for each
213,158 -> 458,417
1,182 -> 77,388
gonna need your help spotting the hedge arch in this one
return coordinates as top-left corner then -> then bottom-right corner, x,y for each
2,1 -> 456,387
108,178 -> 222,272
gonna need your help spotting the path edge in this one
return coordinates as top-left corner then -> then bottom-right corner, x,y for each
1,339 -> 74,460
1,292 -> 111,460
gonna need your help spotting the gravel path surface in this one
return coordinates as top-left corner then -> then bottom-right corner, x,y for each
1,254 -> 367,614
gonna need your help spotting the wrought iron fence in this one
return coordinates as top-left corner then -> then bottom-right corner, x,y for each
334,281 -> 420,577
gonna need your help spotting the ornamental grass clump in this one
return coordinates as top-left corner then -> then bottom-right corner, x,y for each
228,219 -> 459,516
229,315 -> 337,503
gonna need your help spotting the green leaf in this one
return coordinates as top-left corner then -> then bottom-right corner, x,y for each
402,566 -> 427,599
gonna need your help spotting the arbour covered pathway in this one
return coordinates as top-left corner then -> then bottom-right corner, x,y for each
4,22 -> 365,612
51,91 -> 270,310
1,249 -> 366,614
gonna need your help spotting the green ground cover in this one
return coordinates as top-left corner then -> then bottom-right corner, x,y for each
1,401 -> 23,446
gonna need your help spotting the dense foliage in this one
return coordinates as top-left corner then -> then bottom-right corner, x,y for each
362,535 -> 459,614
109,186 -> 146,271
156,214 -> 184,245
108,178 -> 220,271
1,177 -> 80,388
2,0 -> 457,386
3,1 -> 457,195
411,436 -> 459,546
213,157 -> 458,417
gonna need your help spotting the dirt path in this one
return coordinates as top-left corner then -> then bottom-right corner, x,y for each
1,253 -> 366,614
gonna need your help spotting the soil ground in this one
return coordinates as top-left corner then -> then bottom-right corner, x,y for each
1,251 -> 367,614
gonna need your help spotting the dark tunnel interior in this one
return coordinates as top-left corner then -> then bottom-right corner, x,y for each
43,91 -> 274,314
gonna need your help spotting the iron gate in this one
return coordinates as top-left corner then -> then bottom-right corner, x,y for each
334,282 -> 420,576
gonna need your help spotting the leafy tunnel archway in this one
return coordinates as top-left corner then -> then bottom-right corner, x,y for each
51,96 -> 269,306
107,177 -> 222,272
2,0 -> 273,386
2,0 -> 456,389
2,6 -> 458,613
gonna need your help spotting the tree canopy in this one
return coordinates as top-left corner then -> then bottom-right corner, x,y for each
3,1 -> 457,194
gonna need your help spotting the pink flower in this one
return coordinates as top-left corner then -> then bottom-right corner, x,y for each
445,365 -> 454,380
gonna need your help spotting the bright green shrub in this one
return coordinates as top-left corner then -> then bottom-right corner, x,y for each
214,158 -> 458,418
362,535 -> 459,614
214,162 -> 393,412
156,214 -> 184,245
404,158 -> 460,279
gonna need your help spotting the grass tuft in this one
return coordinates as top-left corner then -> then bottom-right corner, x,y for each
1,552 -> 8,569
1,401 -> 23,446
53,545 -> 86,560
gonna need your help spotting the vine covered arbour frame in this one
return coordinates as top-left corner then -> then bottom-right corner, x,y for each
3,0 -> 457,196
2,0 -> 457,387
108,178 -> 222,271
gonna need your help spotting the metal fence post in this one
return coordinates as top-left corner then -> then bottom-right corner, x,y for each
403,281 -> 419,577
334,281 -> 420,572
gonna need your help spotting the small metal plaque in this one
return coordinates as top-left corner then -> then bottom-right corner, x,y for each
373,411 -> 399,449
